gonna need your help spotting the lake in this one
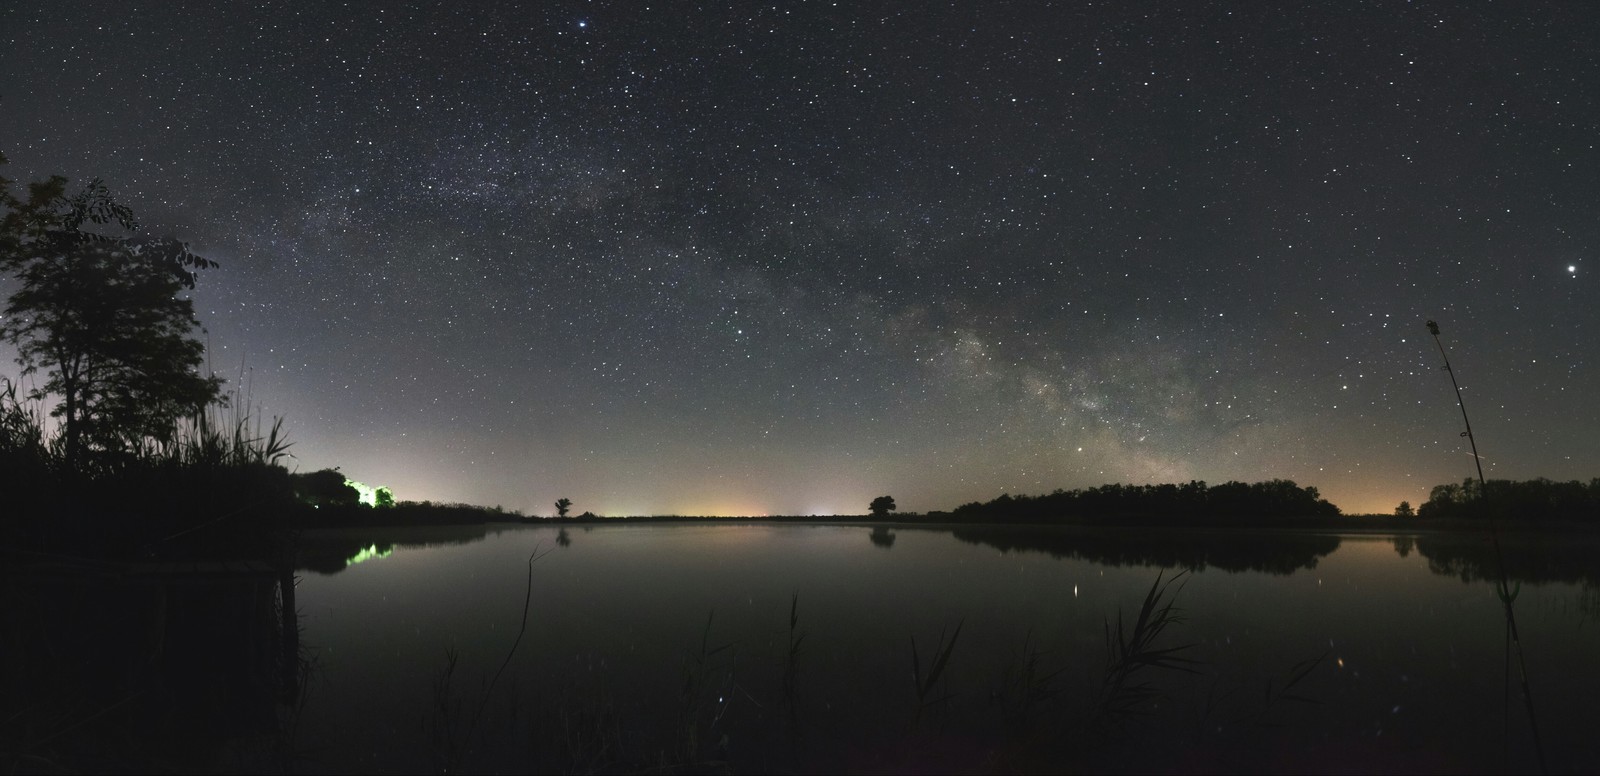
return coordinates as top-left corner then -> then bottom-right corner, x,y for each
287,522 -> 1600,773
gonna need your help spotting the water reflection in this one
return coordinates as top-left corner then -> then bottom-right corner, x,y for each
282,523 -> 1600,773
1407,530 -> 1600,586
1392,534 -> 1415,557
295,523 -> 526,574
2,560 -> 305,770
947,524 -> 1343,574
296,522 -> 1600,587
346,543 -> 393,566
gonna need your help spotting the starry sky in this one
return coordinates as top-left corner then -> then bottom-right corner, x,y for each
2,1 -> 1595,516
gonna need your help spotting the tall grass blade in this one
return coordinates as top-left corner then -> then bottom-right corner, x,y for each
911,620 -> 963,726
1091,571 -> 1198,730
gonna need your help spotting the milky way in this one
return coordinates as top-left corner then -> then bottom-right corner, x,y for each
2,2 -> 1595,514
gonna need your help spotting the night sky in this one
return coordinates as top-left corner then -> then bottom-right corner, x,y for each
2,2 -> 1595,516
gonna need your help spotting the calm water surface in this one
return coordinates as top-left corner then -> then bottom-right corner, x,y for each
290,523 -> 1600,773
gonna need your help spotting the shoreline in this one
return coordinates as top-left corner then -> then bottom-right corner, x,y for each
304,513 -> 1600,535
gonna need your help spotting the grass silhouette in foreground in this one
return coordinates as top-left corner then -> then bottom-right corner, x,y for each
909,620 -> 963,729
412,569 -> 1227,774
428,541 -> 553,773
1090,571 -> 1198,730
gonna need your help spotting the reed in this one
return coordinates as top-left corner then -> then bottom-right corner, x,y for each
781,592 -> 805,719
397,569 -> 1332,773
0,378 -> 55,537
0,378 -> 51,465
428,645 -> 465,772
4,369 -> 302,561
1252,653 -> 1324,727
674,610 -> 735,767
1202,652 -> 1325,733
556,686 -> 623,774
910,620 -> 963,727
1089,570 -> 1197,730
426,543 -> 551,773
1,372 -> 291,476
994,628 -> 1067,734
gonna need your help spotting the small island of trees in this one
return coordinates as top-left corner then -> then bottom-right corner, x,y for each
948,479 -> 1340,526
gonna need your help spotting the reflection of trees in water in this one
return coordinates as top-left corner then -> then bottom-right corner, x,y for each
1579,581 -> 1600,617
1409,533 -> 1600,586
868,526 -> 896,549
2,562 -> 305,769
296,524 -> 526,574
948,526 -> 1342,575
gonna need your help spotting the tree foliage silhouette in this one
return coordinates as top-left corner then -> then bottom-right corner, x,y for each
951,479 -> 1339,523
555,497 -> 573,517
869,495 -> 896,517
291,469 -> 360,507
0,158 -> 222,474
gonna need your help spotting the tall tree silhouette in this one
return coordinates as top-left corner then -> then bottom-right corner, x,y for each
554,497 -> 573,517
0,159 -> 222,474
868,495 -> 896,517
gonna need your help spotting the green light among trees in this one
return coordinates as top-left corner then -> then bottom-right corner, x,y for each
343,478 -> 394,508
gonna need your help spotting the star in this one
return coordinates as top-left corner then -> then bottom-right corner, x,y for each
3,1 -> 1596,516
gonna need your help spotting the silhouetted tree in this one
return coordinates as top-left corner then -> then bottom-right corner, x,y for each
555,497 -> 573,517
291,469 -> 360,508
0,161 -> 221,474
1418,476 -> 1600,523
374,486 -> 395,508
1395,500 -> 1415,518
868,495 -> 896,517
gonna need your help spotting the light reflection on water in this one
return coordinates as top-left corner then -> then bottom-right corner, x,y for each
291,524 -> 1600,773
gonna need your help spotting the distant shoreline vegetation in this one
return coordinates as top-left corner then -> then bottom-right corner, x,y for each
297,475 -> 1600,530
944,479 -> 1339,525
1416,476 -> 1600,524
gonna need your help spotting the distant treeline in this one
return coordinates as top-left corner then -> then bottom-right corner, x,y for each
302,499 -> 522,527
263,468 -> 525,526
945,479 -> 1340,524
1418,477 -> 1600,523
